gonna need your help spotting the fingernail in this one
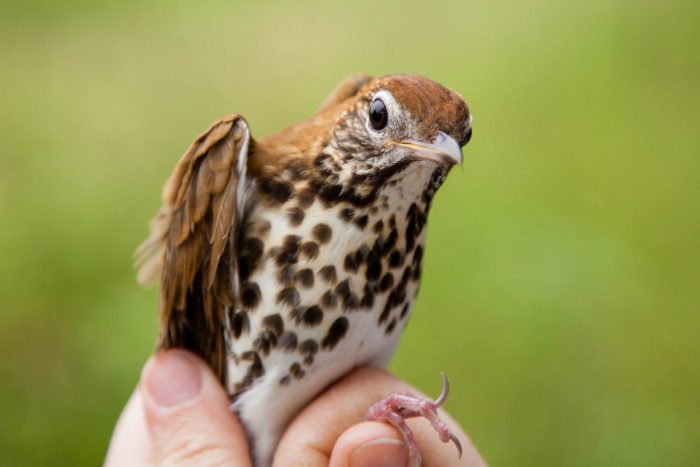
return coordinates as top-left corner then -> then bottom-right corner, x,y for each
143,351 -> 202,407
350,438 -> 408,467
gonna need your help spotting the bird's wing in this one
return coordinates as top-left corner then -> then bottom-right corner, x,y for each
316,73 -> 374,113
136,114 -> 252,383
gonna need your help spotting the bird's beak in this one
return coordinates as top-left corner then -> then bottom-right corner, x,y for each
397,131 -> 463,165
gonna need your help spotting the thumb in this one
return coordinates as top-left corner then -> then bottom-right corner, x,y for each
140,349 -> 252,467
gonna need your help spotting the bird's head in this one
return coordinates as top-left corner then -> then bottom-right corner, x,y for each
256,73 -> 472,207
326,74 -> 472,177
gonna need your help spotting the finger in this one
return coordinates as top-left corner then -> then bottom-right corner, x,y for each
273,367 -> 485,467
104,389 -> 153,467
140,349 -> 252,467
330,420 -> 486,467
329,422 -> 408,467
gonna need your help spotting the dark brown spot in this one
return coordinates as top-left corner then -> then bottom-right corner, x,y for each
277,265 -> 295,285
277,235 -> 300,265
253,331 -> 277,356
342,292 -> 359,311
407,202 -> 418,220
241,282 -> 261,309
277,287 -> 300,307
290,362 -> 305,379
232,311 -> 250,338
301,241 -> 319,260
412,262 -> 422,280
384,228 -> 398,255
278,331 -> 298,352
259,177 -> 294,204
262,314 -> 284,336
321,289 -> 338,308
344,253 -> 358,272
355,245 -> 369,265
289,306 -> 302,322
287,207 -> 305,226
302,305 -> 324,326
373,219 -> 384,233
321,317 -> 349,350
340,207 -> 355,222
294,268 -> 315,288
279,375 -> 291,386
303,355 -> 314,366
406,223 -> 417,252
385,283 -> 407,318
385,318 -> 397,334
312,223 -> 332,244
299,339 -> 319,355
366,258 -> 382,281
379,273 -> 394,292
354,214 -> 369,230
239,238 -> 264,280
413,245 -> 424,264
360,286 -> 374,308
388,250 -> 403,268
319,184 -> 343,205
401,266 -> 412,286
250,359 -> 264,379
400,303 -> 410,319
389,215 -> 396,228
241,350 -> 264,379
379,301 -> 392,324
319,265 -> 337,284
335,279 -> 351,298
369,236 -> 384,262
405,203 -> 426,253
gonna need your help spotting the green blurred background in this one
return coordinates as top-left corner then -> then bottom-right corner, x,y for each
1,0 -> 698,465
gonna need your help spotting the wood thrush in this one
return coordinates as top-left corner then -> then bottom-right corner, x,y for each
137,73 -> 473,466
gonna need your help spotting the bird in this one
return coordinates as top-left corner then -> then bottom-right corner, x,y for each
136,73 -> 473,466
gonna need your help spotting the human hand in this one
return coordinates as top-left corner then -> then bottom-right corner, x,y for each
105,350 -> 486,466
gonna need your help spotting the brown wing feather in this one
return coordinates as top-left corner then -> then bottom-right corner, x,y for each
136,114 -> 251,383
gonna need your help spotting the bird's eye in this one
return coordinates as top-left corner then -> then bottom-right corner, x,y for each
369,98 -> 388,131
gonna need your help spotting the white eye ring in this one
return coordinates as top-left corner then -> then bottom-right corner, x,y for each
365,90 -> 401,135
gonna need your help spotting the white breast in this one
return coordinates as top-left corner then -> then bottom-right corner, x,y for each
226,162 -> 435,467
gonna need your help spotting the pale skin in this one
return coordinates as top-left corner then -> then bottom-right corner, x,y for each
105,350 -> 487,467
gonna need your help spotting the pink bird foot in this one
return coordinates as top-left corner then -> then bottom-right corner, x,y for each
367,372 -> 462,466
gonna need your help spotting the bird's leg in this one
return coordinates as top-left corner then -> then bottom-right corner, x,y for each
366,372 -> 462,466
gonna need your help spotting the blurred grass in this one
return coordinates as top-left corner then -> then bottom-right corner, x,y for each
1,0 -> 698,465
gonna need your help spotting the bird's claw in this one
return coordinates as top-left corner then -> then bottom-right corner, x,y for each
434,371 -> 450,408
366,372 -> 462,465
450,432 -> 463,458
